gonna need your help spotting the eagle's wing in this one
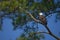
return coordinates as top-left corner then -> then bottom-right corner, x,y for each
39,15 -> 47,25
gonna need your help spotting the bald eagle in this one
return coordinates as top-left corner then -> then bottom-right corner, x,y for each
39,12 -> 47,25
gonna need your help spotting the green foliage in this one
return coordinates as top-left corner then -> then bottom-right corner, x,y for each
17,31 -> 45,40
0,1 -> 18,12
14,14 -> 26,26
0,0 -> 59,30
0,0 -> 56,12
0,0 -> 60,40
17,22 -> 45,40
17,34 -> 29,40
0,1 -> 10,11
42,0 -> 55,11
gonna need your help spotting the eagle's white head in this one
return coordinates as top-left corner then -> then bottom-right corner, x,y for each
39,12 -> 47,25
39,12 -> 43,16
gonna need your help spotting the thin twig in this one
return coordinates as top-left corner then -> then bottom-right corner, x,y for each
36,32 -> 49,34
19,7 -> 40,22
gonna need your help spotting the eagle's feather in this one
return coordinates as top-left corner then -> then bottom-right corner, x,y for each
39,15 -> 47,25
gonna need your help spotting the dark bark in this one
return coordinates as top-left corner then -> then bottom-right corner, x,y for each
45,25 -> 60,40
19,7 -> 60,40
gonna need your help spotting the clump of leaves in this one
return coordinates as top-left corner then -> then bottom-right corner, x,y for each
12,13 -> 27,30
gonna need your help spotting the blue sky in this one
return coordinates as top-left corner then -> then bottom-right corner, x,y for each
0,0 -> 60,40
0,13 -> 60,40
0,18 -> 23,40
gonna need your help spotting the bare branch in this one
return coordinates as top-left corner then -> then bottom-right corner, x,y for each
36,32 -> 49,34
26,11 -> 40,22
19,7 -> 40,22
19,7 -> 60,40
44,25 -> 60,40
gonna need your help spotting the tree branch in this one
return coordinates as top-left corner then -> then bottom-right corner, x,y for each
19,7 -> 60,40
36,32 -> 49,34
44,25 -> 60,40
26,11 -> 40,22
19,7 -> 40,22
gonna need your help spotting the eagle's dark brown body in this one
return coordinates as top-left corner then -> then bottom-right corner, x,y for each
39,15 -> 47,25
